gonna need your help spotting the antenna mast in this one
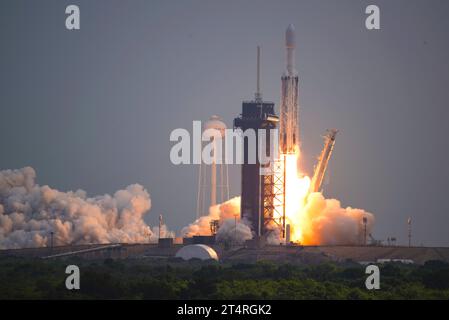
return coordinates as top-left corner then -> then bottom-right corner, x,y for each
159,214 -> 163,240
255,46 -> 262,102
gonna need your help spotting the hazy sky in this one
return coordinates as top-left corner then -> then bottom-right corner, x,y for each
1,0 -> 448,246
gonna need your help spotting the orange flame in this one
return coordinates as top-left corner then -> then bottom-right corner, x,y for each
283,153 -> 310,242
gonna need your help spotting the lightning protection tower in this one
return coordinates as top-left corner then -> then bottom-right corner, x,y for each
196,116 -> 230,219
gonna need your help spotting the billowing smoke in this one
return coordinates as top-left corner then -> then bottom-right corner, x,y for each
0,167 -> 172,249
265,222 -> 282,245
299,192 -> 375,245
0,166 -> 373,250
181,190 -> 374,246
215,218 -> 252,245
181,196 -> 252,244
181,196 -> 239,236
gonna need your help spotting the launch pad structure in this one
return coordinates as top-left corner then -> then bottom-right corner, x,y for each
233,46 -> 280,237
233,101 -> 279,237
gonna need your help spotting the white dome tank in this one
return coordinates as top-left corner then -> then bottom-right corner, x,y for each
175,244 -> 219,261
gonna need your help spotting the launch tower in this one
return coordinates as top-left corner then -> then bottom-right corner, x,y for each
234,47 -> 279,237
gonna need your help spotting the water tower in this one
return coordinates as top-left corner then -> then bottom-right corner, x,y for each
196,115 -> 230,218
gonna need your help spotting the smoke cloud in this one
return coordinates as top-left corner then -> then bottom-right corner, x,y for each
181,190 -> 374,246
0,167 -> 373,249
299,192 -> 375,245
181,196 -> 252,244
0,167 -> 172,249
215,218 -> 253,245
181,196 -> 240,237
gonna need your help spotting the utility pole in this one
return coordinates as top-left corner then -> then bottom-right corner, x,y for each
362,217 -> 367,246
408,217 -> 412,247
159,214 -> 163,240
234,214 -> 238,246
50,231 -> 54,254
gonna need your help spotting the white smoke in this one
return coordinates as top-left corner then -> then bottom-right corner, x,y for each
0,167 -> 373,249
181,196 -> 239,237
265,223 -> 282,245
215,218 -> 252,245
181,190 -> 374,246
181,196 -> 253,244
151,224 -> 175,240
0,167 -> 172,249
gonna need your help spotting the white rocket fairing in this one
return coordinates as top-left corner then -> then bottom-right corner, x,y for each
280,24 -> 300,154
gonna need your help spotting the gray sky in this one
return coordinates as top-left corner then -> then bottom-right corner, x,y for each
1,0 -> 448,246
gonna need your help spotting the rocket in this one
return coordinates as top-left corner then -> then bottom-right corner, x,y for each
279,24 -> 300,154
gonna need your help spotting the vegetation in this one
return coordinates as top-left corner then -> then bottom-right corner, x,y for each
0,257 -> 448,299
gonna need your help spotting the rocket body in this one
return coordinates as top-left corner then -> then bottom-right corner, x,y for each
280,24 -> 300,154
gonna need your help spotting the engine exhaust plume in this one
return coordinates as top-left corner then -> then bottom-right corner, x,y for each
300,192 -> 374,245
273,152 -> 375,245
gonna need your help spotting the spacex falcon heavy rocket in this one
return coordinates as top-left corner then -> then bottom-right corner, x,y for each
235,25 -> 301,238
280,24 -> 300,155
234,24 -> 338,240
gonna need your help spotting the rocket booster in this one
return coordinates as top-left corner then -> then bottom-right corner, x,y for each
280,24 -> 300,154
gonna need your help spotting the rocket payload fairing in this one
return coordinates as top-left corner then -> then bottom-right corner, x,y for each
280,24 -> 300,154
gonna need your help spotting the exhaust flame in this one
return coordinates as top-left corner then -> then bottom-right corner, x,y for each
278,152 -> 375,245
185,151 -> 374,246
282,153 -> 310,242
